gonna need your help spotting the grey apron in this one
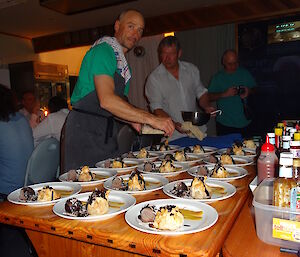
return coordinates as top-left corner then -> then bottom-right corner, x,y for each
63,73 -> 126,171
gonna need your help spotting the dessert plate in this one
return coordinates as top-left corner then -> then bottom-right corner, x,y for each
203,155 -> 253,167
7,182 -> 81,206
217,148 -> 257,158
163,179 -> 236,202
146,144 -> 180,154
122,151 -> 161,162
125,199 -> 218,235
179,146 -> 218,156
104,174 -> 168,194
95,159 -> 139,173
188,165 -> 248,181
137,161 -> 188,177
53,191 -> 135,221
172,153 -> 203,166
59,169 -> 117,186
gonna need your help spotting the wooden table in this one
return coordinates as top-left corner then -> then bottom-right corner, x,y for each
222,194 -> 298,257
0,164 -> 255,257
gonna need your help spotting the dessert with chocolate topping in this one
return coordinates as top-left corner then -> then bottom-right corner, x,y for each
128,170 -> 146,191
65,198 -> 88,217
138,205 -> 156,223
159,160 -> 176,173
37,186 -> 61,202
153,205 -> 184,231
143,162 -> 156,172
220,153 -> 235,165
111,176 -> 128,190
190,177 -> 211,199
170,181 -> 189,197
19,187 -> 37,202
192,145 -> 205,154
87,189 -> 110,215
211,163 -> 228,178
174,151 -> 186,162
78,166 -> 95,182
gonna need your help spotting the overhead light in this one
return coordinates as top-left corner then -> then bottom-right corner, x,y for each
164,32 -> 175,37
0,0 -> 26,10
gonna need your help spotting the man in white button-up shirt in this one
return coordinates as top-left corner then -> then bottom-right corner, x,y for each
145,36 -> 214,140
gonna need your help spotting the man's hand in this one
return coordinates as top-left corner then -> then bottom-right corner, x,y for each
131,122 -> 141,133
223,86 -> 238,97
150,116 -> 175,137
175,122 -> 190,134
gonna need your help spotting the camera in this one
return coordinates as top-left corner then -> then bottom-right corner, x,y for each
236,86 -> 245,96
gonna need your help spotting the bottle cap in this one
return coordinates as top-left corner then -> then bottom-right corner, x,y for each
267,132 -> 275,137
261,135 -> 275,152
294,132 -> 300,141
274,127 -> 283,136
277,122 -> 284,128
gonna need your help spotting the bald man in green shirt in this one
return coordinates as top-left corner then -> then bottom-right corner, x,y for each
208,49 -> 256,137
63,10 -> 174,171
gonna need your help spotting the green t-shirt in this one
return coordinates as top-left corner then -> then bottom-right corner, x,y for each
208,67 -> 256,128
71,42 -> 130,104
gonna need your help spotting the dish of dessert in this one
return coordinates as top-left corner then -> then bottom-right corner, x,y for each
163,178 -> 236,202
160,151 -> 202,166
95,158 -> 139,173
179,145 -> 218,156
122,148 -> 161,162
104,171 -> 168,194
125,198 -> 218,235
137,161 -> 188,177
203,153 -> 253,167
147,139 -> 179,154
7,182 -> 81,206
59,166 -> 117,186
53,189 -> 136,221
188,164 -> 248,181
217,148 -> 256,158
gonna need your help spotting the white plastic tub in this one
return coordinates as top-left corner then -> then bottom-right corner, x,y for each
253,178 -> 300,250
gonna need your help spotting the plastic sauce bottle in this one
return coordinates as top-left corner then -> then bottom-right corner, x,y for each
257,135 -> 278,184
274,153 -> 296,208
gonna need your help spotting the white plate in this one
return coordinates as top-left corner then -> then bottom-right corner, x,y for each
147,144 -> 180,154
163,179 -> 236,202
217,148 -> 257,158
179,146 -> 218,156
53,191 -> 136,221
188,165 -> 248,181
95,159 -> 139,173
203,155 -> 254,167
125,199 -> 218,235
104,174 -> 168,194
7,182 -> 82,206
59,169 -> 117,186
174,153 -> 203,166
122,151 -> 161,162
137,161 -> 188,177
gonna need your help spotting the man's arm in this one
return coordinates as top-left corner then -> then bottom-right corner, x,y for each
208,87 -> 238,102
198,92 -> 216,114
95,74 -> 174,136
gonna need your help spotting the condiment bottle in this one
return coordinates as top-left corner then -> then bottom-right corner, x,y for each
292,158 -> 300,210
257,135 -> 278,184
274,152 -> 296,208
290,141 -> 300,159
281,135 -> 291,153
274,127 -> 283,151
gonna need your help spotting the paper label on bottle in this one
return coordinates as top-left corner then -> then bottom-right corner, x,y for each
273,218 -> 300,242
